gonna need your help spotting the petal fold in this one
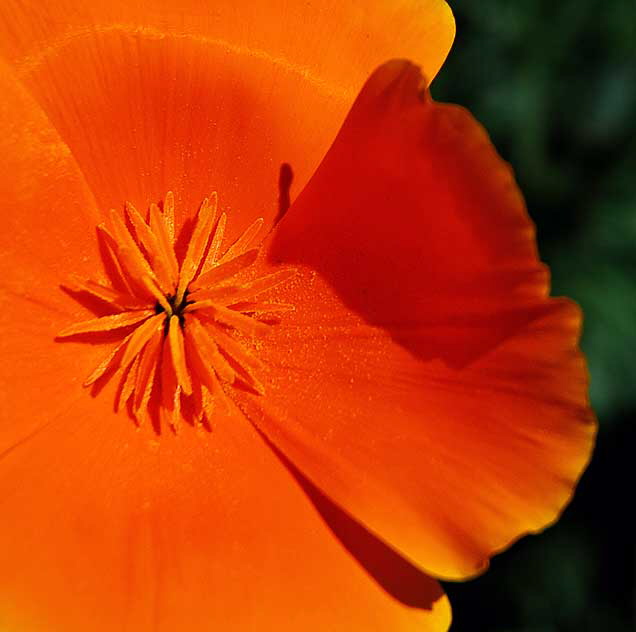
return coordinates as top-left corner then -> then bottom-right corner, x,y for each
249,60 -> 597,580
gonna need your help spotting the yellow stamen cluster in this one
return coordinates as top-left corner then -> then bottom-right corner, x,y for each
58,192 -> 295,431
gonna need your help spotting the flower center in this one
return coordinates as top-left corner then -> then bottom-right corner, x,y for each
156,291 -> 192,325
58,192 -> 295,432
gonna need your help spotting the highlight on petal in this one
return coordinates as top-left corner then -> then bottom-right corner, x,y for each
244,59 -> 598,581
0,0 -> 454,228
0,58 -> 100,289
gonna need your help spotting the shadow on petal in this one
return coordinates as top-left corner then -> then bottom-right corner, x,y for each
256,427 -> 447,611
270,60 -> 553,368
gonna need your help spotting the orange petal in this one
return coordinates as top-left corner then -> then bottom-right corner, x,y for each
246,61 -> 597,581
0,60 -> 100,292
0,48 -> 452,631
0,0 -> 454,236
0,379 -> 450,631
0,59 -> 108,472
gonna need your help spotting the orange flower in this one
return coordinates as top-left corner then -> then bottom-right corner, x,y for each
0,2 -> 595,631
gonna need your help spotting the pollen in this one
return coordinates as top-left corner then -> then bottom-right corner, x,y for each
58,192 -> 295,431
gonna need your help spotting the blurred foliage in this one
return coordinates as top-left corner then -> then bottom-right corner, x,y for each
431,0 -> 635,630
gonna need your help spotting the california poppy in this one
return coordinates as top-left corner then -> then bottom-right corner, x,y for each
0,1 -> 595,630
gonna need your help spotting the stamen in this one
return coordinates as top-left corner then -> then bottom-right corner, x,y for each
159,335 -> 181,431
57,309 -> 154,337
202,212 -> 227,272
234,362 -> 266,395
64,276 -> 146,311
217,217 -> 264,265
58,192 -> 296,430
139,273 -> 173,315
211,268 -> 298,304
207,326 -> 264,370
183,325 -> 223,394
183,320 -> 236,415
162,191 -> 176,241
120,313 -> 165,368
168,315 -> 193,395
149,202 -> 179,286
189,248 -> 259,291
117,353 -> 140,411
125,202 -> 175,294
115,245 -> 167,309
229,301 -> 296,313
201,385 -> 215,420
96,225 -> 137,297
185,285 -> 242,304
185,317 -> 236,383
200,323 -> 265,395
108,210 -> 160,293
83,332 -> 134,386
133,327 -> 163,415
184,302 -> 270,335
176,194 -> 218,304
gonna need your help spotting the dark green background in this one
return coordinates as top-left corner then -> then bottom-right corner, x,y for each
430,1 -> 635,630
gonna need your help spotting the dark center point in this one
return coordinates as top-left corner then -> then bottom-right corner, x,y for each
155,290 -> 192,326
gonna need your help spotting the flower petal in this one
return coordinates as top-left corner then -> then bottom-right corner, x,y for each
0,60 -> 100,290
0,53 -> 454,631
0,57 -> 117,501
244,60 -> 597,581
0,0 -> 454,233
0,380 -> 451,631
